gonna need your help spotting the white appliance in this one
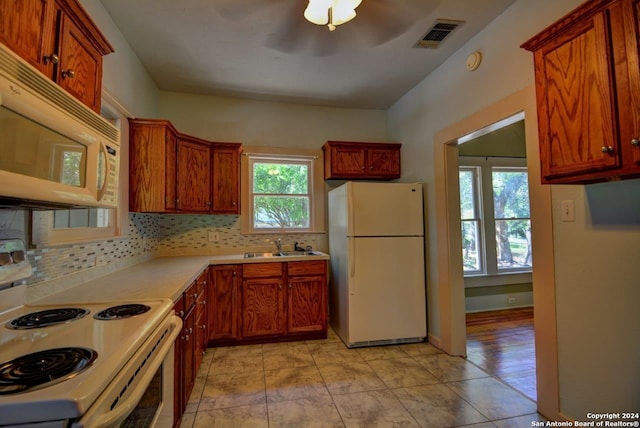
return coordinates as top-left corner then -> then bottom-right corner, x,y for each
328,182 -> 427,348
0,43 -> 119,209
0,240 -> 181,427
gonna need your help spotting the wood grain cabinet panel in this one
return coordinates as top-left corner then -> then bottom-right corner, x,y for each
0,0 -> 56,77
522,0 -> 640,183
0,0 -> 113,112
287,261 -> 327,334
242,276 -> 285,338
212,145 -> 241,214
177,137 -> 211,212
323,141 -> 401,180
208,265 -> 240,341
129,119 -> 178,213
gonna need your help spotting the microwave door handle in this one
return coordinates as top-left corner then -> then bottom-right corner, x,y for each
96,142 -> 110,203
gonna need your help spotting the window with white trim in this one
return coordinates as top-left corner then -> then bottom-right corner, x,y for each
248,155 -> 314,232
459,157 -> 532,277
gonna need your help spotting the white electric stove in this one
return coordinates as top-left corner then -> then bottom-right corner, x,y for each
0,240 -> 182,427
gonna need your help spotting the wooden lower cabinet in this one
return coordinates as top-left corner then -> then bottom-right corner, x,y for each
241,263 -> 286,338
208,265 -> 241,341
173,269 -> 209,428
209,261 -> 328,346
287,261 -> 327,334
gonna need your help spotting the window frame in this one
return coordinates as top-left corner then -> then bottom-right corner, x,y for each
458,156 -> 532,285
241,147 -> 325,235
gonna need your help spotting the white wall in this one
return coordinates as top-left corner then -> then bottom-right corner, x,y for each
79,0 -> 159,117
387,0 -> 640,420
157,91 -> 389,148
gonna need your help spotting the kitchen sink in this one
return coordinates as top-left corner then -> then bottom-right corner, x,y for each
244,251 -> 322,258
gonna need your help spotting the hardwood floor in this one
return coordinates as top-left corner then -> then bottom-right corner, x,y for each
466,307 -> 536,401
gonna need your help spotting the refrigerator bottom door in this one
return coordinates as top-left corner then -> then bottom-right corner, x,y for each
348,236 -> 426,346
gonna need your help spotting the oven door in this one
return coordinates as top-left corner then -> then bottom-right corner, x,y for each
73,315 -> 181,428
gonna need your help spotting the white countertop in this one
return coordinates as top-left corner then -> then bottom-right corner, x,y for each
34,252 -> 329,305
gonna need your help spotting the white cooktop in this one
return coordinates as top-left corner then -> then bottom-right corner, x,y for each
0,298 -> 173,424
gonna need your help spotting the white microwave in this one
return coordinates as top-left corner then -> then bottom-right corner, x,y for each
0,43 -> 119,209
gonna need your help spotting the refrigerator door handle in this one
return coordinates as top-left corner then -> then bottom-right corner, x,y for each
349,238 -> 356,285
348,187 -> 355,236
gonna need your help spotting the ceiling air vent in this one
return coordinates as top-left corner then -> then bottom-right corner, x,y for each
414,19 -> 465,49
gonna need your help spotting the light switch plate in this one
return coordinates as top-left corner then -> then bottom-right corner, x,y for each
561,200 -> 575,222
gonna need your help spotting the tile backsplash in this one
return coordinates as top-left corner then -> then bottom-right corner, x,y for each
0,208 -> 326,300
157,214 -> 326,256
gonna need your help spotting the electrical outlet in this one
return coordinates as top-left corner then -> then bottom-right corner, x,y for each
208,231 -> 219,242
508,297 -> 516,305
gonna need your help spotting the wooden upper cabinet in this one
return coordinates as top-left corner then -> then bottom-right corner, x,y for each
177,137 -> 211,212
522,0 -> 640,183
211,145 -> 241,214
129,119 -> 178,213
0,0 -> 113,112
56,13 -> 103,112
322,141 -> 401,180
0,0 -> 56,77
129,118 -> 242,214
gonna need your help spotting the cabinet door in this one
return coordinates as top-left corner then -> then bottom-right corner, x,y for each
56,13 -> 103,112
165,130 -> 178,211
182,307 -> 196,408
208,265 -> 240,340
129,122 -> 171,213
177,139 -> 211,212
0,0 -> 56,77
368,147 -> 401,178
625,0 -> 640,165
533,8 -> 621,181
287,275 -> 326,334
330,145 -> 366,177
211,147 -> 240,214
242,277 -> 285,338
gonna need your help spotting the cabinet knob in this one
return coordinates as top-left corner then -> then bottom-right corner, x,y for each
232,271 -> 237,277
601,146 -> 614,153
632,139 -> 640,147
185,334 -> 190,341
178,310 -> 185,318
43,53 -> 59,65
288,283 -> 292,289
61,69 -> 76,79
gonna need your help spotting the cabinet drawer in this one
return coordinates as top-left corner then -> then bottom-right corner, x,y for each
183,281 -> 198,311
242,263 -> 283,278
287,260 -> 326,276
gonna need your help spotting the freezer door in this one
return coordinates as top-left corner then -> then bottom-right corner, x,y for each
347,182 -> 423,237
347,236 -> 426,345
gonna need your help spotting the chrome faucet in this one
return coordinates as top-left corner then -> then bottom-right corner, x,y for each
274,238 -> 282,254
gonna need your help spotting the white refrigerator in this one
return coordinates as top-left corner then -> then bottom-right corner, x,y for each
328,182 -> 427,348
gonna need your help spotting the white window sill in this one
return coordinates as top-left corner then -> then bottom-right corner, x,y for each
464,271 -> 532,288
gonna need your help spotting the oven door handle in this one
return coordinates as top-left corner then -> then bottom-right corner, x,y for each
73,316 -> 182,428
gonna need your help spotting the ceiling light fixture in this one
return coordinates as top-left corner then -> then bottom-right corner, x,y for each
304,0 -> 362,31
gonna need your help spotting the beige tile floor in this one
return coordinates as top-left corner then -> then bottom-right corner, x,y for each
180,329 -> 544,428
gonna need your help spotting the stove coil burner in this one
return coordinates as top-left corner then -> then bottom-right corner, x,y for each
6,308 -> 90,329
0,347 -> 97,394
94,304 -> 151,320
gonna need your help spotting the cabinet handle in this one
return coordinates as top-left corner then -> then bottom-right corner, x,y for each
192,292 -> 198,299
178,310 -> 184,318
601,146 -> 614,153
288,283 -> 292,289
43,53 -> 59,64
369,166 -> 373,170
632,139 -> 640,147
232,202 -> 237,206
185,334 -> 190,341
232,271 -> 237,277
61,69 -> 76,79
188,328 -> 193,334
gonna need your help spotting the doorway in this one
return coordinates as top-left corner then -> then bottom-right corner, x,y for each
454,115 -> 536,401
431,86 -> 560,419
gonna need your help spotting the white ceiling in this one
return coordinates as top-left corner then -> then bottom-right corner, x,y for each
99,0 -> 517,109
